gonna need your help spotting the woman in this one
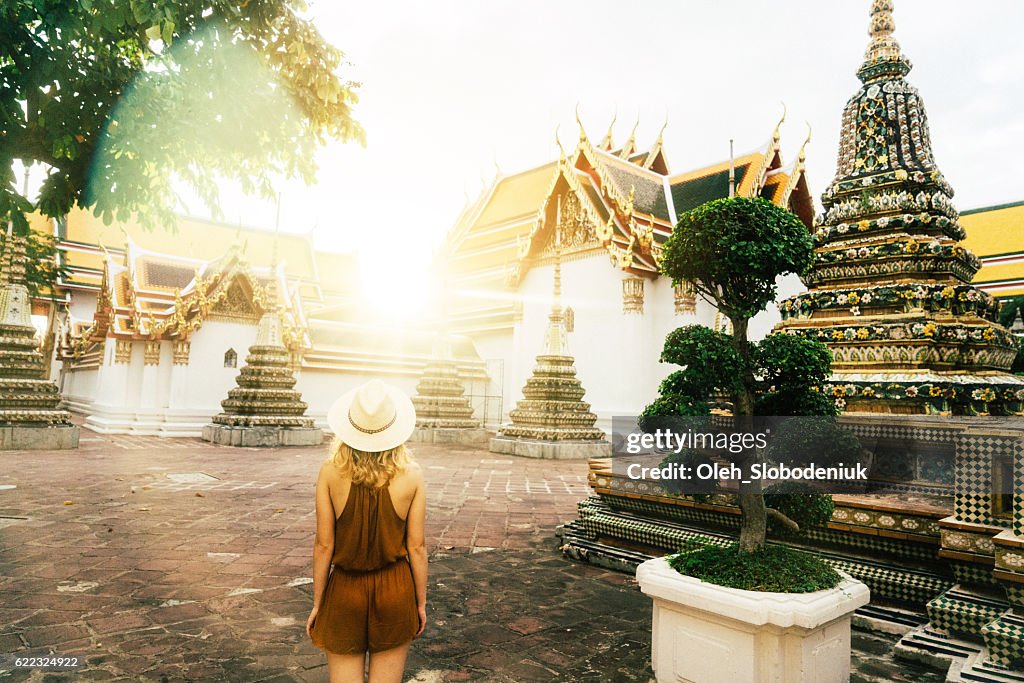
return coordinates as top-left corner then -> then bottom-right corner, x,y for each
307,379 -> 428,682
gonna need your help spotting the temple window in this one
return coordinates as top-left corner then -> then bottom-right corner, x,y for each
224,348 -> 237,368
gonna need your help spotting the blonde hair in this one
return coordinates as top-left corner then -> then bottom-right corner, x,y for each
330,439 -> 412,489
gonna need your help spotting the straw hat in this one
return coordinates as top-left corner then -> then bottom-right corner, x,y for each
327,379 -> 416,452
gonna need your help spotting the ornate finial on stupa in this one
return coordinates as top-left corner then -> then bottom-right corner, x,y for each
543,196 -> 568,356
858,0 -> 911,82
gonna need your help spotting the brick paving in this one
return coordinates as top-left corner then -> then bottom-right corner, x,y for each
0,430 -> 945,682
0,431 -> 649,682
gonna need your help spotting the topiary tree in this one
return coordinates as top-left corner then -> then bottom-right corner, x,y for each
650,196 -> 859,554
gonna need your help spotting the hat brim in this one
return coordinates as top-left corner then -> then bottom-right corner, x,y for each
326,384 -> 417,452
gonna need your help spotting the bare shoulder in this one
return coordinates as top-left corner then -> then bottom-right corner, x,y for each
396,460 -> 424,490
317,459 -> 341,485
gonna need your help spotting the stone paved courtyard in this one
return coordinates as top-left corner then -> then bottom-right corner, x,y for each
0,429 -> 946,682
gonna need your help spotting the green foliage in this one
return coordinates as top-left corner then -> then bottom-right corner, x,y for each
657,449 -> 718,497
660,197 -> 813,321
646,329 -> 838,420
755,333 -> 833,393
0,230 -> 68,299
660,325 -> 746,395
763,482 -> 835,537
639,392 -> 709,424
668,542 -> 842,593
1,1 -> 363,235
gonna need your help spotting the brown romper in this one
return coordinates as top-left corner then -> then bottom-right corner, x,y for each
310,482 -> 419,654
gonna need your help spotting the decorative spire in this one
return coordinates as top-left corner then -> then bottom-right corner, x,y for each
772,103 -> 787,144
600,108 -> 617,150
619,118 -> 639,158
544,196 -> 568,356
575,103 -> 586,141
858,0 -> 911,82
555,124 -> 566,162
798,122 -> 812,162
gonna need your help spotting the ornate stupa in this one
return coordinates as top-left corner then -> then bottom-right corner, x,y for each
0,229 -> 79,449
202,266 -> 322,447
776,0 -> 1024,416
409,328 -> 489,445
490,202 -> 609,458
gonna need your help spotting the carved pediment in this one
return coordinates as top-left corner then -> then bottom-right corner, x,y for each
541,192 -> 599,256
211,279 -> 261,321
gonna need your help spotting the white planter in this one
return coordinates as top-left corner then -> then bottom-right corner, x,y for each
636,556 -> 870,683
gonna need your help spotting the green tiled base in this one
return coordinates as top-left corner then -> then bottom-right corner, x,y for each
983,613 -> 1024,670
927,587 -> 1007,639
576,496 -> 951,607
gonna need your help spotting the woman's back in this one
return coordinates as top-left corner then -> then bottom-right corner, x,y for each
329,465 -> 420,571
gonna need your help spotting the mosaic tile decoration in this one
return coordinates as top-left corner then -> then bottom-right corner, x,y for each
927,587 -> 1008,639
598,491 -> 942,563
954,432 -> 1020,526
982,612 -> 1024,670
577,497 -> 951,607
950,561 -> 1002,590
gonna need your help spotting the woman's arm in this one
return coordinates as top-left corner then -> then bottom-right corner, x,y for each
307,462 -> 336,637
405,466 -> 428,637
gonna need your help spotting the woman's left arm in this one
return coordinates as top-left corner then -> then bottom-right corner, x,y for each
307,462 -> 336,638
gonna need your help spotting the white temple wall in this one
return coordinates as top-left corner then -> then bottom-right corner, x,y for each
68,290 -> 98,322
505,259 -> 807,431
466,330 -> 515,428
296,370 -> 419,432
61,365 -> 98,414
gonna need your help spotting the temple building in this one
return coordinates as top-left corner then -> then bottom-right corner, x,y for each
41,208 -> 488,435
961,201 -> 1024,300
441,115 -> 815,431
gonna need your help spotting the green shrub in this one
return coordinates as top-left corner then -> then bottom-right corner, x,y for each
763,482 -> 835,536
668,542 -> 842,593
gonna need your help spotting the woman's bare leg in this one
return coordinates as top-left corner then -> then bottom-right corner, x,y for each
327,651 -> 366,682
367,642 -> 411,683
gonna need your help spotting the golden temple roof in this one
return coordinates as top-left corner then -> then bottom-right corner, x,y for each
442,118 -> 814,335
961,201 -> 1024,299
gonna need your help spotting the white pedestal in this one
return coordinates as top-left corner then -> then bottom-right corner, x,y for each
488,437 -> 611,459
636,556 -> 870,683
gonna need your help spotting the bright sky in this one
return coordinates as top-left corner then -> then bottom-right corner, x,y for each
203,0 -> 1022,291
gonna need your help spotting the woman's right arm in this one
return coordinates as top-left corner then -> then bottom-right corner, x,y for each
405,467 -> 428,637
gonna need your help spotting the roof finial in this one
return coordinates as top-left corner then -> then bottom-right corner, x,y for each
575,103 -> 586,141
773,103 -> 787,143
798,121 -> 812,162
555,124 -> 566,161
619,117 -> 639,158
655,117 -> 668,145
600,107 -> 617,150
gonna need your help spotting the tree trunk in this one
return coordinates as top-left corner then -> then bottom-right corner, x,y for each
730,316 -> 767,553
